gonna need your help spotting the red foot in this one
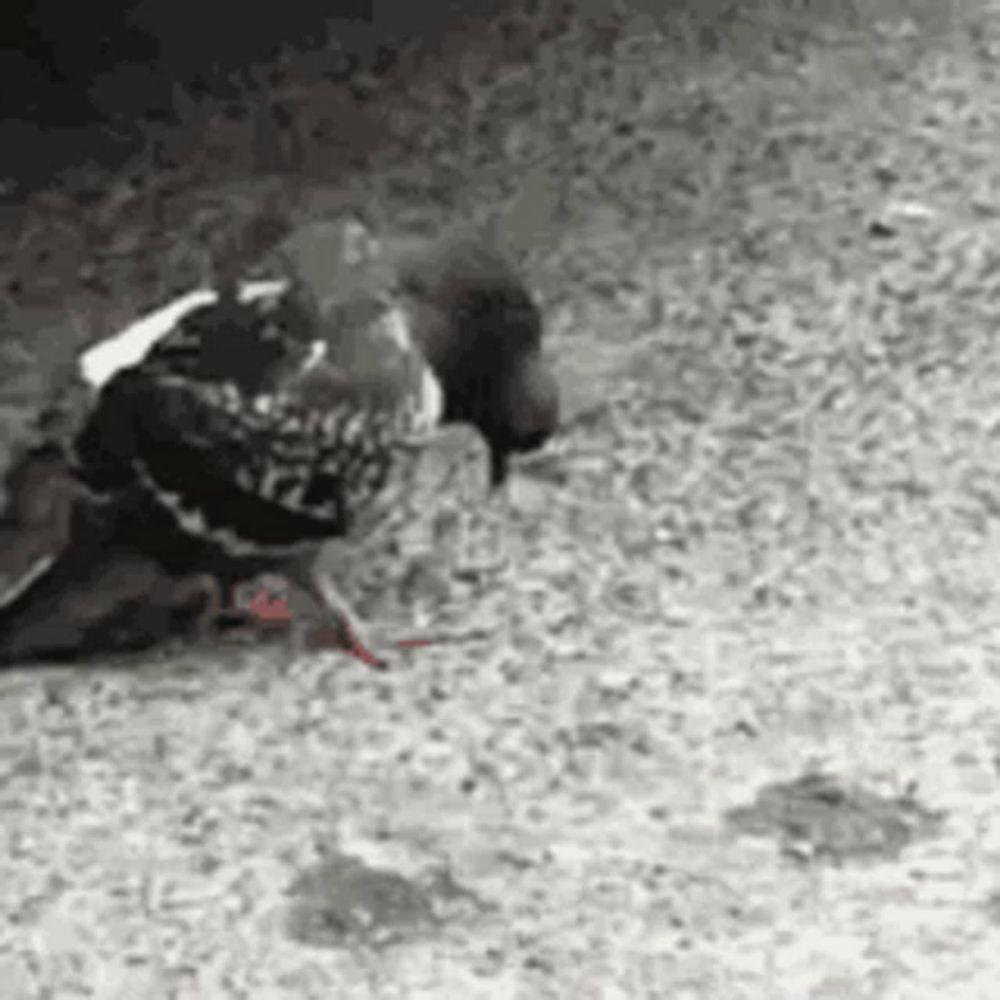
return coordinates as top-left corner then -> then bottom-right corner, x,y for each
342,623 -> 381,667
246,589 -> 434,665
247,590 -> 292,623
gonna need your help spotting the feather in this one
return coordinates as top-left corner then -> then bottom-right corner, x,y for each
0,214 -> 560,667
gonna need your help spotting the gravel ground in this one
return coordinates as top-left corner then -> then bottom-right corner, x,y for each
3,1 -> 1000,996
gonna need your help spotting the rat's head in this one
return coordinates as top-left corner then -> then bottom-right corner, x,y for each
399,236 -> 559,484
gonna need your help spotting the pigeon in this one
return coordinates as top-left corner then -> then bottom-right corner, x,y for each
0,444 -> 222,663
0,444 -> 84,611
0,215 -> 559,667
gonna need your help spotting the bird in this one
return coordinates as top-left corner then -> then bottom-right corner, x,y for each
0,213 -> 559,667
0,443 -> 84,612
0,443 -> 223,663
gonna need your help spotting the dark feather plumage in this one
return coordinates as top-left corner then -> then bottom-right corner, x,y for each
0,216 -> 560,666
0,446 -> 223,663
72,290 -> 418,558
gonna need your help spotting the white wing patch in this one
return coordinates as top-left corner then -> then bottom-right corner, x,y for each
415,367 -> 444,434
0,553 -> 56,609
79,279 -> 291,389
300,340 -> 328,374
382,304 -> 414,353
237,280 -> 290,303
376,305 -> 443,434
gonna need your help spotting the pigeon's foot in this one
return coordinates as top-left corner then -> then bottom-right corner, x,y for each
300,617 -> 390,670
281,559 -> 393,670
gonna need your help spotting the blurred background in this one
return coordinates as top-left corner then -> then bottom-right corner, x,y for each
4,1 -> 406,121
3,2 -> 996,995
0,0 -> 536,190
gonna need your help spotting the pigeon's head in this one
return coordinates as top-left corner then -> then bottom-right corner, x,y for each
397,235 -> 560,486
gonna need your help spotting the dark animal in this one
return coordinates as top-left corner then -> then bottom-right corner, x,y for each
0,217 -> 559,667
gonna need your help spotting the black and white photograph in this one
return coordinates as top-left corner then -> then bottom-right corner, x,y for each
0,0 -> 994,995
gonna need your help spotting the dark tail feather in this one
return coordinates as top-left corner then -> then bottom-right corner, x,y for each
0,525 -> 198,667
0,446 -> 219,666
0,529 -> 101,665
